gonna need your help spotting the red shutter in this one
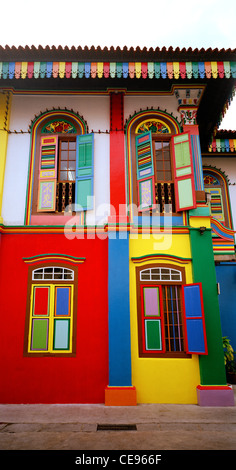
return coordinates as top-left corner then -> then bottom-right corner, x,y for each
171,132 -> 197,212
37,135 -> 58,212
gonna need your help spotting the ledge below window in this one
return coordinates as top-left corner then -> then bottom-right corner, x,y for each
30,213 -> 84,226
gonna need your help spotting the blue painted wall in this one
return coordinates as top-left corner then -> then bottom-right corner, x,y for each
216,263 -> 236,354
108,233 -> 132,386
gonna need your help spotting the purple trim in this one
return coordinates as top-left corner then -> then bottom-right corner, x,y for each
197,387 -> 235,406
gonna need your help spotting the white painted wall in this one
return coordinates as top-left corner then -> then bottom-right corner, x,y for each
2,94 -> 110,225
202,156 -> 236,230
124,95 -> 180,124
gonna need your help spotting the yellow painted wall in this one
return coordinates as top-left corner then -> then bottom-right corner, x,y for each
129,233 -> 200,404
0,92 -> 11,223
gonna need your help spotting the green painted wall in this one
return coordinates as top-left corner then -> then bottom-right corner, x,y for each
189,228 -> 227,385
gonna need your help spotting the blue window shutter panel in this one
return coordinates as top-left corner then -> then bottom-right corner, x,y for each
183,283 -> 208,355
55,287 -> 70,316
135,132 -> 155,211
75,133 -> 94,211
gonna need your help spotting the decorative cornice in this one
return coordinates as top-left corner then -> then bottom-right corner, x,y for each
22,253 -> 86,264
131,254 -> 192,264
0,60 -> 235,80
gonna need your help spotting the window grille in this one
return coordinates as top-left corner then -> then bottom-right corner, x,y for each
140,267 -> 182,282
32,267 -> 74,281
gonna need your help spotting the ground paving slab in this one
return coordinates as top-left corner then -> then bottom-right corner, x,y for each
0,389 -> 236,453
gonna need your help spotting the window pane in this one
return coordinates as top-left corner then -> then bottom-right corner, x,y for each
61,161 -> 68,170
31,319 -> 48,350
69,150 -> 76,160
68,170 -> 75,181
69,141 -> 76,150
68,161 -> 76,170
33,287 -> 49,316
145,319 -> 162,350
55,287 -> 70,316
53,319 -> 70,350
61,150 -> 68,160
61,141 -> 68,150
60,170 -> 67,181
144,287 -> 160,316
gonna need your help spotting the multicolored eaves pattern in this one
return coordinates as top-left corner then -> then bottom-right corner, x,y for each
1,61 -> 236,79
208,138 -> 236,152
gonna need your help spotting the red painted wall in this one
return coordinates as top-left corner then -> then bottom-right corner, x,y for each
0,233 -> 108,403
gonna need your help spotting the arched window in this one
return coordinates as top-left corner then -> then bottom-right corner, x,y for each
126,110 -> 197,217
135,264 -> 207,358
26,110 -> 94,223
24,264 -> 78,356
203,167 -> 233,228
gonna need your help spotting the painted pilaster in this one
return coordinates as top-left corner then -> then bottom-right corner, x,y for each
0,91 -> 11,223
108,91 -> 128,223
190,227 -> 234,405
105,233 -> 136,405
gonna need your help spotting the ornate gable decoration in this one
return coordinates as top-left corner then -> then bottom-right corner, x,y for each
42,120 -> 77,134
135,119 -> 171,134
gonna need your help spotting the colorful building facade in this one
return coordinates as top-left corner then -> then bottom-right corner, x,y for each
0,46 -> 235,406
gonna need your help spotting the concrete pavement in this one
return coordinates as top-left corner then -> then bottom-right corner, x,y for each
0,387 -> 236,451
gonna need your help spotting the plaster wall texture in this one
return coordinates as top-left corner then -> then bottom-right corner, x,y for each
1,94 -> 110,226
124,95 -> 180,124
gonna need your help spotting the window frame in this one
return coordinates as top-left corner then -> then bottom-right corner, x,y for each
31,116 -> 81,216
58,137 -> 77,183
136,263 -> 191,358
24,262 -> 78,357
131,117 -> 178,215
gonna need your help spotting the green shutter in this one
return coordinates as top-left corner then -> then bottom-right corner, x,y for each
135,132 -> 155,211
75,133 -> 94,211
172,132 -> 196,212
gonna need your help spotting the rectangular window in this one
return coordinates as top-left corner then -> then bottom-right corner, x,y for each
59,139 -> 76,182
28,284 -> 73,354
163,285 -> 184,352
138,277 -> 207,357
141,285 -> 165,353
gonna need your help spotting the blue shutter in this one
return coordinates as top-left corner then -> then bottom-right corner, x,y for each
75,133 -> 94,211
135,132 -> 155,211
182,283 -> 208,355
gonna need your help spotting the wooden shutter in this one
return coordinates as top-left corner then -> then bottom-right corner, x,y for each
30,286 -> 51,351
135,132 -> 155,211
141,286 -> 165,352
182,283 -> 208,355
75,133 -> 94,211
171,132 -> 197,212
206,188 -> 225,223
37,136 -> 58,212
53,286 -> 72,350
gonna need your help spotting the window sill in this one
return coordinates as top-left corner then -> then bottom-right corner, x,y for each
30,214 -> 81,226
